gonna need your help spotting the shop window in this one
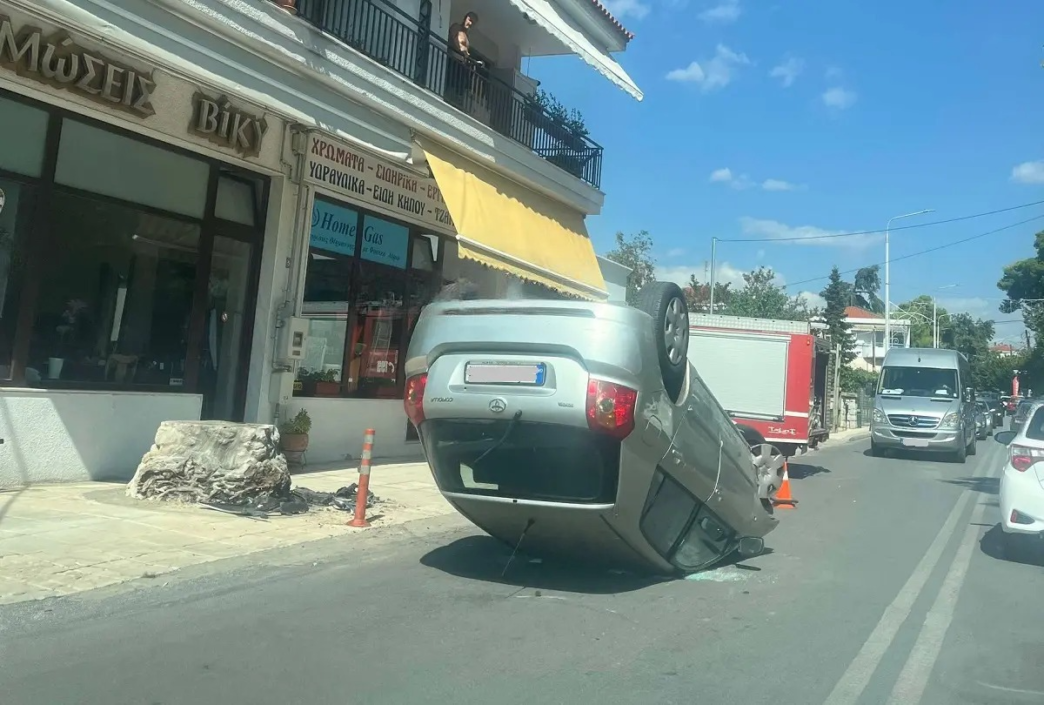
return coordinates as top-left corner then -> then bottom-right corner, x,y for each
0,96 -> 48,177
296,198 -> 359,396
215,176 -> 257,226
347,215 -> 410,399
54,119 -> 210,219
0,178 -> 37,380
27,190 -> 200,387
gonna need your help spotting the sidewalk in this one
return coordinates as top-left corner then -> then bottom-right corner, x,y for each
824,426 -> 870,444
0,462 -> 457,605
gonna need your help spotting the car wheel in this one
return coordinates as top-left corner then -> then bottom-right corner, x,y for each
953,440 -> 967,463
870,440 -> 884,457
968,433 -> 977,455
636,281 -> 689,401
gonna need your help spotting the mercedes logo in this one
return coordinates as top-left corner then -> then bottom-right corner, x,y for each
489,398 -> 508,414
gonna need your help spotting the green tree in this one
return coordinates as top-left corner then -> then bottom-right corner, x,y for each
726,267 -> 810,321
685,274 -> 733,313
894,295 -> 943,348
605,230 -> 656,306
853,265 -> 883,313
973,350 -> 1025,393
820,266 -> 856,365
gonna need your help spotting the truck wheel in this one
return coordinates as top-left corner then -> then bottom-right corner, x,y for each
736,424 -> 766,449
636,282 -> 689,401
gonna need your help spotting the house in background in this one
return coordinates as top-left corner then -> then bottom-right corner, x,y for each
991,343 -> 1018,357
847,306 -> 911,371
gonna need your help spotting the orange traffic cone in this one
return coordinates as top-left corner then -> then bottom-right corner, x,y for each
773,460 -> 797,509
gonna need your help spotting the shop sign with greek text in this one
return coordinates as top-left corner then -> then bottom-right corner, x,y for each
0,15 -> 156,118
306,132 -> 454,234
190,93 -> 268,158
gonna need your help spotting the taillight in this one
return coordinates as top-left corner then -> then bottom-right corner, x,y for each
404,373 -> 427,427
586,378 -> 638,439
1009,444 -> 1042,472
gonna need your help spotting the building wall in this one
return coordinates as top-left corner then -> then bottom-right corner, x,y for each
0,390 -> 203,485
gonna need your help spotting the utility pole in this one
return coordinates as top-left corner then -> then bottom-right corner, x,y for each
709,237 -> 718,313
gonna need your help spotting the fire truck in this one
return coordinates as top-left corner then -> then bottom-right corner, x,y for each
687,314 -> 834,456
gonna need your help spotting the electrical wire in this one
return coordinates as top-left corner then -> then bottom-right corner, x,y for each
781,213 -> 1044,290
719,199 -> 1044,243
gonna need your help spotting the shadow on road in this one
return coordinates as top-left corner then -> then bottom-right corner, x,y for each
980,523 -> 1044,567
862,447 -> 968,464
420,536 -> 668,595
941,476 -> 999,495
787,462 -> 830,480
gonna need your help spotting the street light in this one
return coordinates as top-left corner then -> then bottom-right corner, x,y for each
884,209 -> 935,354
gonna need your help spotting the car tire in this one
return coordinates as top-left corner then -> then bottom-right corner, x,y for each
736,424 -> 766,449
870,440 -> 884,457
636,281 -> 689,401
953,440 -> 967,463
968,433 -> 977,455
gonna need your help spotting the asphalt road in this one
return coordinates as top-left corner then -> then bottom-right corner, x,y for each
2,430 -> 1042,705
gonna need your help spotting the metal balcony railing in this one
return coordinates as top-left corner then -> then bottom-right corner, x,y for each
295,0 -> 604,189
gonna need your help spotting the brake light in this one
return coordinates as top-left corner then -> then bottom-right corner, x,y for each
404,373 -> 427,427
586,378 -> 638,439
1009,444 -> 1043,472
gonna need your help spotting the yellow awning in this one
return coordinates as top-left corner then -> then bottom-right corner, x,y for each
420,140 -> 607,301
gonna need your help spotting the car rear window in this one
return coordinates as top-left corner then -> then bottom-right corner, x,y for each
424,420 -> 620,504
1025,407 -> 1044,441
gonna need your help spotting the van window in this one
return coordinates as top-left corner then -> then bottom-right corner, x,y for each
879,366 -> 959,398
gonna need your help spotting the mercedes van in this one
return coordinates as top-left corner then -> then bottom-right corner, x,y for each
870,348 -> 978,462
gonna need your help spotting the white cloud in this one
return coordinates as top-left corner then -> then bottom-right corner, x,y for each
711,170 -> 801,192
738,216 -> 877,248
709,167 -> 733,182
769,56 -> 805,87
1011,161 -> 1044,184
761,178 -> 801,192
698,0 -> 741,23
600,0 -> 650,19
822,86 -> 857,110
657,261 -> 748,289
666,44 -> 750,92
666,247 -> 686,258
798,291 -> 827,309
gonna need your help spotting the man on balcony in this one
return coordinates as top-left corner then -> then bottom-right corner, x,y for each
446,11 -> 482,110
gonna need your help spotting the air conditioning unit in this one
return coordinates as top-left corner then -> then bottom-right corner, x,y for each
513,71 -> 539,98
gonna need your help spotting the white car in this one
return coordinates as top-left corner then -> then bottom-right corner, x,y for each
994,401 -> 1044,556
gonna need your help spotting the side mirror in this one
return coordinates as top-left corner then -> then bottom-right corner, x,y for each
995,430 -> 1017,445
737,536 -> 765,558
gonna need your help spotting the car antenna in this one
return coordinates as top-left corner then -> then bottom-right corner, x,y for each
502,517 -> 536,577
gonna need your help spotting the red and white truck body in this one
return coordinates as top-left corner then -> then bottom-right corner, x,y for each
687,314 -> 832,456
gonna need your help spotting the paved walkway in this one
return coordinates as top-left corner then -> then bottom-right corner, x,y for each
0,462 -> 455,605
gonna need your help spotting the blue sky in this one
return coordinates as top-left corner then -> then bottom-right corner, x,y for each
529,0 -> 1044,343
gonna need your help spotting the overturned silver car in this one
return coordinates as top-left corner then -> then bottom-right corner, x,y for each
403,282 -> 784,575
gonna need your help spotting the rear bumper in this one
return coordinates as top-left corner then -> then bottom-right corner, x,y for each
870,425 -> 964,452
1000,467 -> 1044,536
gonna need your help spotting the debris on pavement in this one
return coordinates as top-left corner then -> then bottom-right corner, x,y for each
199,483 -> 380,519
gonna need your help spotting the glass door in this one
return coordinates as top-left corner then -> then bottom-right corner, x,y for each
198,232 -> 257,420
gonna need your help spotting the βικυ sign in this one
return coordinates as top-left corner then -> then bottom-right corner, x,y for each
0,15 -> 156,117
190,93 -> 268,158
306,133 -> 454,234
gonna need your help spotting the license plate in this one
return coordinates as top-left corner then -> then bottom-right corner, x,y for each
901,438 -> 930,448
465,362 -> 546,385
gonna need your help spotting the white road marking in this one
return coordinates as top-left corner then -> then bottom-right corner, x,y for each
976,681 -> 1044,697
822,471 -> 975,704
885,460 -> 999,704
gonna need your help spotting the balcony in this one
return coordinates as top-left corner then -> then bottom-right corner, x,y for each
294,0 -> 604,189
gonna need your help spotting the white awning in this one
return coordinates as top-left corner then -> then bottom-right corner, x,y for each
504,0 -> 644,101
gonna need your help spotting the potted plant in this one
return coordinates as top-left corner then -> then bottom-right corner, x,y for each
561,108 -> 589,151
279,408 -> 311,453
313,369 -> 340,396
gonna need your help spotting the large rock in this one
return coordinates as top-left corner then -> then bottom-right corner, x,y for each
127,421 -> 290,504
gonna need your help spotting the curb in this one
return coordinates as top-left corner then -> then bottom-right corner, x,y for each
832,429 -> 870,444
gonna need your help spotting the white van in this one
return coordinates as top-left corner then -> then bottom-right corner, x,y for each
870,348 -> 978,462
